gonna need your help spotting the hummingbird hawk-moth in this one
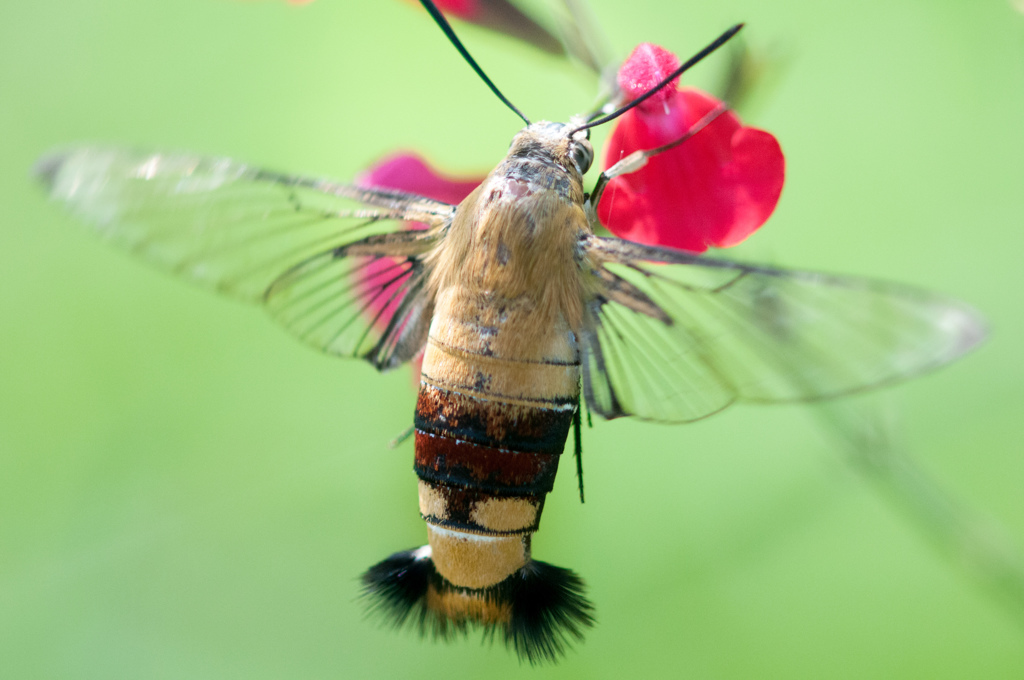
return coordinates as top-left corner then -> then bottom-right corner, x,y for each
33,0 -> 983,663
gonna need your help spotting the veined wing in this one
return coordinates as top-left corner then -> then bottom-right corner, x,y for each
35,147 -> 456,369
580,236 -> 985,422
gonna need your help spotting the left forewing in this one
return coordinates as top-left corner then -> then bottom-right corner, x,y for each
36,146 -> 457,370
578,235 -> 985,423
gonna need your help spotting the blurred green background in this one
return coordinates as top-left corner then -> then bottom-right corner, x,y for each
2,0 -> 1024,677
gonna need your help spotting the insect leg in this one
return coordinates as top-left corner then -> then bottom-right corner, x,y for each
387,424 -> 415,449
573,394 -> 584,504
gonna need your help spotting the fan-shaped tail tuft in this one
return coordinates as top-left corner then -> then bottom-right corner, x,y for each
361,547 -> 594,664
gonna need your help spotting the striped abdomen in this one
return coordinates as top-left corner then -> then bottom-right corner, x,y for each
416,283 -> 579,590
361,283 -> 593,659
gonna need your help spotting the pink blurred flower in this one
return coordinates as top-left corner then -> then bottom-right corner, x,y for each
353,154 -> 483,338
598,43 -> 785,253
356,153 -> 483,214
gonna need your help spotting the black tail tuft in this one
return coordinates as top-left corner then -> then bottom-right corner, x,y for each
361,548 -> 595,664
501,560 -> 595,664
360,546 -> 435,630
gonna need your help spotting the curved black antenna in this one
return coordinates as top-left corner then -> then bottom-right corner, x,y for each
418,0 -> 531,126
571,23 -> 744,135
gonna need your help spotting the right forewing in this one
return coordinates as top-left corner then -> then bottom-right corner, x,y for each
579,236 -> 985,423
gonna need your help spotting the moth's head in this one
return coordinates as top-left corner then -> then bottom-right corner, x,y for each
508,120 -> 593,178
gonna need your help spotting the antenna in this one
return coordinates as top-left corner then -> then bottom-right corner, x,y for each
572,23 -> 744,134
418,0 -> 531,126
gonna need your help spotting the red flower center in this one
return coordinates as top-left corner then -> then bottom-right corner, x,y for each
617,43 -> 682,113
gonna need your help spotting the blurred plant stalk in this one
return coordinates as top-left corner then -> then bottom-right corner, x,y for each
810,398 -> 1024,627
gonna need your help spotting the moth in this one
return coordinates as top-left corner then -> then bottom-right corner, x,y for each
34,0 -> 983,664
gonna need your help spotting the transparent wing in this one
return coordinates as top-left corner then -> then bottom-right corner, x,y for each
264,231 -> 437,369
35,146 -> 454,369
581,236 -> 985,422
34,147 -> 453,301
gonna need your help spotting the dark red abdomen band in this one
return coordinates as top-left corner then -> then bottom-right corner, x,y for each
413,383 -> 572,497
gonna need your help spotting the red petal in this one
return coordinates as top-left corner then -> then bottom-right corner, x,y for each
598,87 -> 784,252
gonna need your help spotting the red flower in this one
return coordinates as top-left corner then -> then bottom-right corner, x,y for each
598,43 -> 785,253
353,154 -> 483,334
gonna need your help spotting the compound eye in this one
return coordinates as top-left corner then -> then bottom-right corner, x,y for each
570,141 -> 594,175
